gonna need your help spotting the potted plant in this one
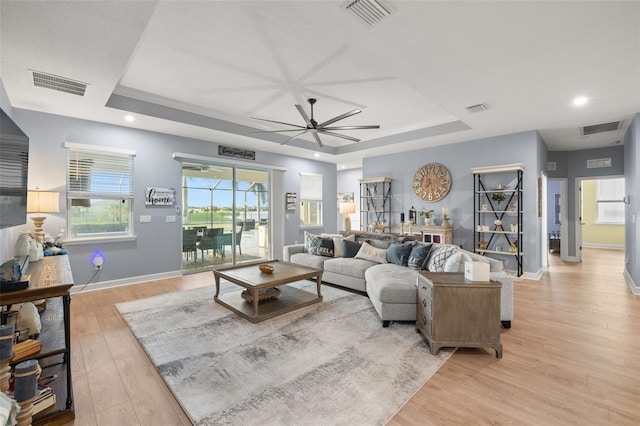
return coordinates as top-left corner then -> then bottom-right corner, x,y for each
419,209 -> 435,225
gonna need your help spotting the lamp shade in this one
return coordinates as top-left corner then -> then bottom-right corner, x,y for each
27,188 -> 60,213
339,202 -> 356,214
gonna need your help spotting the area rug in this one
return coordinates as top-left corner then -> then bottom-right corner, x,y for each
116,280 -> 453,425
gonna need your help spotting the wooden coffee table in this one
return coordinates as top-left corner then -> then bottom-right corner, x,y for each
213,260 -> 323,323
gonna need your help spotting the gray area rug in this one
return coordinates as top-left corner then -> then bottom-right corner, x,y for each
116,280 -> 453,425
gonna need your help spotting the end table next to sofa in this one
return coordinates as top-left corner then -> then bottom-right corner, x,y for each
416,272 -> 503,359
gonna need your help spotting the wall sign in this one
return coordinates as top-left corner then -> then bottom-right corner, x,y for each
145,187 -> 176,206
286,192 -> 297,210
218,145 -> 255,160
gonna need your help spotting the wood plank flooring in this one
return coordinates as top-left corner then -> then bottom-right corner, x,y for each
64,249 -> 639,425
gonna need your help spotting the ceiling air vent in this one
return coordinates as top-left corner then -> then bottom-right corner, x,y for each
581,121 -> 621,136
466,103 -> 488,113
547,162 -> 557,171
344,0 -> 393,26
29,70 -> 88,96
587,158 -> 612,169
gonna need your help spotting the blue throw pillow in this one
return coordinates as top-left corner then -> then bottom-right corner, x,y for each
407,243 -> 432,270
316,237 -> 334,257
343,240 -> 362,258
386,242 -> 414,266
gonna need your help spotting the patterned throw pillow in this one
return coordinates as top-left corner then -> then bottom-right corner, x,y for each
407,243 -> 432,270
316,237 -> 334,257
304,231 -> 319,254
355,241 -> 389,264
332,235 -> 355,257
426,245 -> 457,272
387,242 -> 415,266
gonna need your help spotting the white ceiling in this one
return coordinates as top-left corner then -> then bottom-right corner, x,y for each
1,1 -> 639,169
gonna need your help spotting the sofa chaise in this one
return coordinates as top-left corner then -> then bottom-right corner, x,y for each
283,231 -> 513,328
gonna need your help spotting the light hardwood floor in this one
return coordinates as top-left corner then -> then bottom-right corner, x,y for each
65,248 -> 639,425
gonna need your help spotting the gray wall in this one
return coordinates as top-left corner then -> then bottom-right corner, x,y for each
8,108 -> 337,285
548,146 -> 625,257
624,114 -> 639,292
362,130 -> 545,276
337,168 -> 362,231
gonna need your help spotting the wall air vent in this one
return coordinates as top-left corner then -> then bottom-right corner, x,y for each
587,158 -> 612,169
581,121 -> 621,136
466,103 -> 488,113
344,0 -> 393,26
29,70 -> 88,96
547,162 -> 557,171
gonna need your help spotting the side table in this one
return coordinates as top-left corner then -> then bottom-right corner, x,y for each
416,272 -> 502,358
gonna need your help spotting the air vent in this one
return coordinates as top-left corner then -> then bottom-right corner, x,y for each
344,0 -> 393,26
547,162 -> 557,171
466,103 -> 488,113
29,70 -> 88,96
587,158 -> 612,169
581,121 -> 621,136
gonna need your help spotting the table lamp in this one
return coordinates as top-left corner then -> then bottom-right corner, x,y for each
340,202 -> 356,232
27,187 -> 60,240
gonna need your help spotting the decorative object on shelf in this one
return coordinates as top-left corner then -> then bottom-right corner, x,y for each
15,234 -> 31,257
26,187 -> 60,241
419,209 -> 434,225
370,221 -> 386,233
510,223 -> 519,233
478,240 -> 487,250
241,287 -> 281,304
510,240 -> 518,253
491,191 -> 506,210
413,163 -> 452,201
494,219 -> 503,231
495,245 -> 502,252
340,202 -> 356,232
481,204 -> 488,211
17,302 -> 42,339
408,206 -> 416,224
0,324 -> 13,393
258,264 -> 274,274
441,207 -> 450,228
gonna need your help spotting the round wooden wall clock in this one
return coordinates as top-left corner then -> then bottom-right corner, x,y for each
413,163 -> 452,202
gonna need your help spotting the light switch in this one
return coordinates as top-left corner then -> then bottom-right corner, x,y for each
140,215 -> 152,223
166,215 -> 176,223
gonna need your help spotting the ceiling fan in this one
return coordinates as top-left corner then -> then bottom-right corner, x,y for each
250,98 -> 380,147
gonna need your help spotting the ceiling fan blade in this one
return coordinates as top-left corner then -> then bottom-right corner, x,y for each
310,131 -> 324,147
318,109 -> 361,127
251,117 -> 307,129
295,104 -> 313,128
321,125 -> 380,130
249,129 -> 310,134
281,130 -> 309,145
318,130 -> 361,143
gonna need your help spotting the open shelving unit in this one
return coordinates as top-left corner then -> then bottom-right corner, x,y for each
472,164 -> 524,277
359,177 -> 392,232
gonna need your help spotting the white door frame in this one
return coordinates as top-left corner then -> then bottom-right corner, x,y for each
557,179 -> 569,261
575,178 -> 584,262
540,172 -> 548,268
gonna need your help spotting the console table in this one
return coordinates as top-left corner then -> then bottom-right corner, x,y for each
416,272 -> 502,358
1,255 -> 74,425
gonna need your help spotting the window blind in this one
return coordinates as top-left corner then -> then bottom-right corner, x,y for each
300,173 -> 322,200
67,146 -> 135,197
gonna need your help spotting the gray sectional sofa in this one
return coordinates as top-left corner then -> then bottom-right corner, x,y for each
283,231 -> 513,328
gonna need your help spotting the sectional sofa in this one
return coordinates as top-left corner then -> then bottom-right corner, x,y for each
283,231 -> 513,328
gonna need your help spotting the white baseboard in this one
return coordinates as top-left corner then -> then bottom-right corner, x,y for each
623,269 -> 639,296
561,255 -> 581,262
504,268 -> 542,281
582,243 -> 625,250
70,270 -> 183,294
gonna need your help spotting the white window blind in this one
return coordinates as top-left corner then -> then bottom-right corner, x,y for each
300,173 -> 323,200
67,146 -> 135,196
595,178 -> 625,224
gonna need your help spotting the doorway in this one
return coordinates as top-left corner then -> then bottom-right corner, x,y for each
577,177 -> 625,254
181,162 -> 270,273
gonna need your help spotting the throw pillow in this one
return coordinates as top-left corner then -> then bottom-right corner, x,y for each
387,241 -> 415,266
443,251 -> 473,272
332,235 -> 355,257
427,245 -> 457,272
304,231 -> 319,254
316,237 -> 335,257
343,240 -> 362,258
407,243 -> 432,270
355,241 -> 388,264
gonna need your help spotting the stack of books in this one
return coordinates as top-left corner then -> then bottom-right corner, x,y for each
33,384 -> 56,415
11,339 -> 41,362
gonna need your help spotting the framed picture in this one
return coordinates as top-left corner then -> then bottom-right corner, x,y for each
286,192 -> 297,210
337,192 -> 354,206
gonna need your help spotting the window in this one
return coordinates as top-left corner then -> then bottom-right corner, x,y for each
596,178 -> 624,224
299,173 -> 323,227
65,143 -> 135,240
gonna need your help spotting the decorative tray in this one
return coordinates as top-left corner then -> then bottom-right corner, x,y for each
241,287 -> 281,304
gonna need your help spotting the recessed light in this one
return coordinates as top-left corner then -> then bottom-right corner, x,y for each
314,153 -> 320,158
341,165 -> 346,169
572,96 -> 588,107
124,115 -> 135,122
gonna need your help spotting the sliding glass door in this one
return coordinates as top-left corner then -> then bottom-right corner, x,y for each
181,162 -> 269,273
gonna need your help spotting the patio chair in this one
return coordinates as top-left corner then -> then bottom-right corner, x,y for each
199,228 -> 224,259
182,229 -> 199,262
223,226 -> 243,256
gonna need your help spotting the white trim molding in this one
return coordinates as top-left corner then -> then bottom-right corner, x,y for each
70,270 -> 182,294
624,269 -> 639,296
173,151 -> 286,171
